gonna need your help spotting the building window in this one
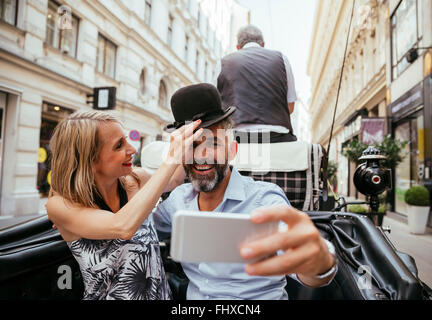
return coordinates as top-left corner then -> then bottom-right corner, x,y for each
391,0 -> 423,79
145,0 -> 152,25
0,0 -> 18,25
96,34 -> 117,78
184,35 -> 189,62
139,69 -> 146,96
394,113 -> 424,215
167,15 -> 173,48
45,1 -> 79,58
158,80 -> 168,108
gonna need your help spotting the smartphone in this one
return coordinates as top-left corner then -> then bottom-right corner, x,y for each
170,210 -> 279,263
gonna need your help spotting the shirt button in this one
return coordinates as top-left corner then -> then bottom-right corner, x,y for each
205,279 -> 209,284
206,295 -> 210,299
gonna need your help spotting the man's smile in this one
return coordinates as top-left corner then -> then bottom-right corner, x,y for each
192,164 -> 215,175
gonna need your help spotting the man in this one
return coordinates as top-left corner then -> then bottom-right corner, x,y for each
155,84 -> 337,300
213,24 -> 319,212
213,24 -> 297,143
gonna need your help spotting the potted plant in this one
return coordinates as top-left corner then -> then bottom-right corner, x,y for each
404,186 -> 431,234
347,204 -> 367,214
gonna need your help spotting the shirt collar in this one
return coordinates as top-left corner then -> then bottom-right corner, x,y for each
222,167 -> 246,202
242,42 -> 261,49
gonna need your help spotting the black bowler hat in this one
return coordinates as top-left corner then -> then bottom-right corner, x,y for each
164,83 -> 236,132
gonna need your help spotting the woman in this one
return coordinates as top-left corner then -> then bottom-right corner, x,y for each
46,111 -> 202,300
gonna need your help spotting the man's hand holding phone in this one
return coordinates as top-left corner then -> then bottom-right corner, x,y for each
240,205 -> 336,287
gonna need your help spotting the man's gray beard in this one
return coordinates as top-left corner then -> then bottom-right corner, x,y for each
184,163 -> 229,193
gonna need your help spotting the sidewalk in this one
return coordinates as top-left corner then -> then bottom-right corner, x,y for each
0,198 -> 48,230
382,214 -> 432,288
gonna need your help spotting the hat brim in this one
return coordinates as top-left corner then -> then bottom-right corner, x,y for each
164,106 -> 236,132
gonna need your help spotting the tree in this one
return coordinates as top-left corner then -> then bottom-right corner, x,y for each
341,134 -> 408,170
341,138 -> 368,166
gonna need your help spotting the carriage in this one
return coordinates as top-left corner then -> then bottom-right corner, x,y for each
1,141 -> 430,300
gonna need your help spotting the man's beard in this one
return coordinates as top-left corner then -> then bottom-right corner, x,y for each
183,161 -> 230,192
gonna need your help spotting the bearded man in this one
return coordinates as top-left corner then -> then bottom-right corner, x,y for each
153,84 -> 337,300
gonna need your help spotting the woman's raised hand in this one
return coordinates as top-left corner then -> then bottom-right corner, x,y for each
165,120 -> 203,166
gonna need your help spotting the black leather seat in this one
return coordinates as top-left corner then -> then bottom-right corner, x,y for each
162,212 -> 432,300
1,213 -> 431,300
0,216 -> 83,300
286,212 -> 431,300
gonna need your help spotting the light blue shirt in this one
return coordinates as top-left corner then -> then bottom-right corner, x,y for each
152,167 -> 292,300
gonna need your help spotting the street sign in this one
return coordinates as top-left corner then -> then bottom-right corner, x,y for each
129,130 -> 141,141
90,87 -> 117,110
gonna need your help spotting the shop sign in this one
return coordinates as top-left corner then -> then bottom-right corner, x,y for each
361,118 -> 386,145
390,82 -> 423,116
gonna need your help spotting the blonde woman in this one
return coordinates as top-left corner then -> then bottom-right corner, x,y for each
46,111 -> 202,300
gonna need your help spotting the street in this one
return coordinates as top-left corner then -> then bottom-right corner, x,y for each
383,214 -> 432,288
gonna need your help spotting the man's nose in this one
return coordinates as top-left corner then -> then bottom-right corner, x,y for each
193,146 -> 214,164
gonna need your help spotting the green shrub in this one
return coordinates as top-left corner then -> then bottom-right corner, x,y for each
341,135 -> 408,169
404,186 -> 430,207
378,203 -> 387,214
347,204 -> 367,214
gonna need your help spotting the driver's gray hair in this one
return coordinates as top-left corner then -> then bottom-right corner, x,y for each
237,25 -> 264,48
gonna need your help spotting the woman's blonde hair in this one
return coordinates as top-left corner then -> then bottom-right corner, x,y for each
49,110 -> 139,208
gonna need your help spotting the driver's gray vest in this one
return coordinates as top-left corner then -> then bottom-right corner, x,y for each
217,46 -> 294,134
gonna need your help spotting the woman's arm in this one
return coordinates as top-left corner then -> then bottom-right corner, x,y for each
47,161 -> 178,240
47,121 -> 202,240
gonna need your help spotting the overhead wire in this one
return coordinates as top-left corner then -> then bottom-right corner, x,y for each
321,0 -> 356,202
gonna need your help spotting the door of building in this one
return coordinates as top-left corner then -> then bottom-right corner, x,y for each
37,103 -> 74,197
394,110 -> 425,216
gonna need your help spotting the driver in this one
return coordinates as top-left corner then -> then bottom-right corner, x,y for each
153,83 -> 337,300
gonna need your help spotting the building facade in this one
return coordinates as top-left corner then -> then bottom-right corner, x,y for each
308,0 -> 388,198
0,0 -> 249,220
385,0 -> 432,221
308,0 -> 431,226
291,94 -> 312,143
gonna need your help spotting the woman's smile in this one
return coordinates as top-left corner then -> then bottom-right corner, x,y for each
122,159 -> 133,167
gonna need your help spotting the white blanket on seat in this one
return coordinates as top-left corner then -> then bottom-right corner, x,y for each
140,141 -> 170,174
231,141 -> 310,173
141,140 -> 310,173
